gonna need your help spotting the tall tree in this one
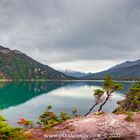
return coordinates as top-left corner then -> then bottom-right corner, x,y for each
98,75 -> 123,111
85,89 -> 104,116
85,75 -> 123,116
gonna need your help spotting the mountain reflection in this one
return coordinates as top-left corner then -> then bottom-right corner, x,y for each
0,81 -> 131,110
0,81 -> 69,109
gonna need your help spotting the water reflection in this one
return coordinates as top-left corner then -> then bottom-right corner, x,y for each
0,81 -> 70,109
0,81 -> 131,126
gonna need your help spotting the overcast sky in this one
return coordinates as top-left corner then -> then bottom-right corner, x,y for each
0,0 -> 140,72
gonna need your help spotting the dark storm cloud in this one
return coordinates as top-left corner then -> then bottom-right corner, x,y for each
0,0 -> 140,64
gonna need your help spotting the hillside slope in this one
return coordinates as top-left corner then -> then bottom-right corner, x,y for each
0,46 -> 73,80
83,60 -> 140,80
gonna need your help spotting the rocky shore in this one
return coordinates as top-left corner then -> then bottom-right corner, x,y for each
25,112 -> 140,140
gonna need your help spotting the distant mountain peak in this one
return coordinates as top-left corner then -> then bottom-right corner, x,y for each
61,70 -> 90,78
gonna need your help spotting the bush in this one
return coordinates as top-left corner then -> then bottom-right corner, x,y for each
125,112 -> 134,122
0,115 -> 27,140
72,108 -> 78,116
114,82 -> 140,113
17,118 -> 33,128
39,106 -> 71,130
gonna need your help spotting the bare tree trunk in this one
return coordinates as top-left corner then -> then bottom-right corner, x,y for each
98,93 -> 111,112
85,103 -> 98,116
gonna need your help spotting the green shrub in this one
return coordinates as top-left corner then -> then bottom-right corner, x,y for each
72,108 -> 78,116
17,118 -> 33,128
59,112 -> 71,121
39,106 -> 71,130
125,112 -> 134,122
114,82 -> 140,113
47,105 -> 52,110
95,111 -> 105,115
0,115 -> 27,140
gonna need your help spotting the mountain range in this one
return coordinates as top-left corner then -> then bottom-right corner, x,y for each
60,70 -> 90,78
0,46 -> 140,80
0,46 -> 73,80
83,60 -> 140,80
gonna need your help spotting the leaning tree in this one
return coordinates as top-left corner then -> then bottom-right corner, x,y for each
85,75 -> 123,116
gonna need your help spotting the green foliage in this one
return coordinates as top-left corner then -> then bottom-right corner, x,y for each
95,111 -> 105,115
129,82 -> 140,110
47,105 -> 52,110
0,46 -> 69,80
72,108 -> 78,116
85,75 -> 123,115
97,76 -> 123,111
125,112 -> 134,122
39,111 -> 58,125
18,118 -> 33,128
23,120 -> 32,126
0,115 -> 5,121
94,89 -> 104,97
0,115 -> 27,140
104,75 -> 123,93
59,112 -> 71,121
115,82 -> 140,112
39,106 -> 71,130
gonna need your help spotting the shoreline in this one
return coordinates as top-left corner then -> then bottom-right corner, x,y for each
0,79 -> 138,83
25,112 -> 140,140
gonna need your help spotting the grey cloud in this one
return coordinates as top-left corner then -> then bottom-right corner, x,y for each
0,0 -> 140,64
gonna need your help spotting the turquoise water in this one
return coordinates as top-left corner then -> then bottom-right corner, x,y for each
0,81 -> 131,126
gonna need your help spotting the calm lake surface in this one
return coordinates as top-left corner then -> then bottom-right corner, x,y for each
0,81 -> 132,126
